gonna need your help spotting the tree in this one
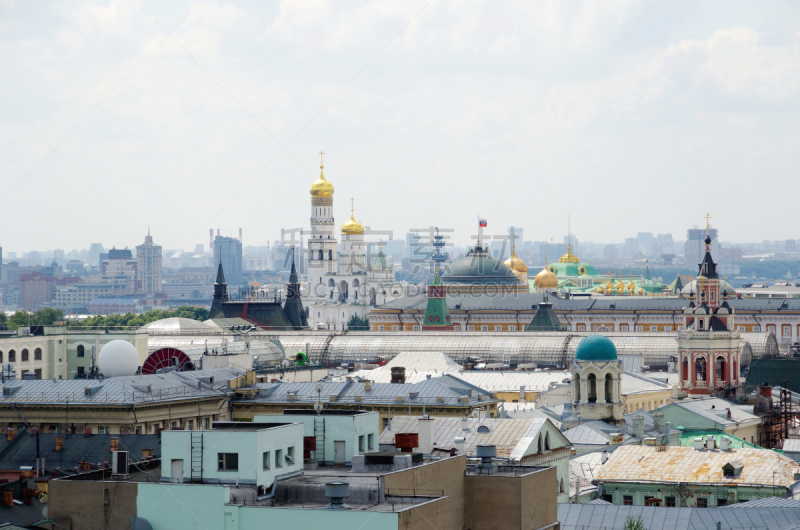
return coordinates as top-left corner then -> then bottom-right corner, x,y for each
623,516 -> 646,530
346,314 -> 370,330
68,306 -> 208,329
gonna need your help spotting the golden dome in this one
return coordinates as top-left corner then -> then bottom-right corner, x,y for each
504,247 -> 528,274
310,162 -> 334,197
616,280 -> 625,293
627,279 -> 636,292
605,278 -> 614,290
534,265 -> 558,289
341,199 -> 365,235
558,245 -> 580,264
637,287 -> 644,295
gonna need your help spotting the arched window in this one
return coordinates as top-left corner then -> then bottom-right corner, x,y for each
605,374 -> 613,403
0,351 -> 3,363
695,357 -> 707,382
328,250 -> 333,261
574,374 -> 581,403
538,435 -> 544,453
21,349 -> 28,362
587,374 -> 597,403
318,250 -> 323,261
716,356 -> 727,383
8,350 -> 15,362
544,432 -> 550,450
34,348 -> 42,361
559,478 -> 565,494
77,345 -> 85,358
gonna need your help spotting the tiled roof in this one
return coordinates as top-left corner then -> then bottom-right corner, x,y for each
597,445 -> 799,486
378,415 -> 568,460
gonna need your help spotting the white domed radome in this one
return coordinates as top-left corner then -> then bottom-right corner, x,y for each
98,340 -> 140,377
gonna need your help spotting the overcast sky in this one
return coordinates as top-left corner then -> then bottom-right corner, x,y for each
1,0 -> 799,254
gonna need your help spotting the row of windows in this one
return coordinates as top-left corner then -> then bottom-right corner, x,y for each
0,348 -> 43,363
615,493 -> 738,507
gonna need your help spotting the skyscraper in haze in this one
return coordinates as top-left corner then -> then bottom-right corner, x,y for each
136,230 -> 163,294
214,236 -> 243,287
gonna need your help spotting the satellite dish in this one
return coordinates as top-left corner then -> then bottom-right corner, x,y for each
315,384 -> 324,393
314,402 -> 323,415
281,359 -> 292,368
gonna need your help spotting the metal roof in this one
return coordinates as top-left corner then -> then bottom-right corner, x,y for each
378,415 -> 568,461
597,445 -> 798,487
783,439 -> 800,453
656,397 -> 760,427
722,497 -> 800,509
0,368 -> 241,405
0,433 -> 161,470
238,374 -> 497,407
558,504 -> 800,530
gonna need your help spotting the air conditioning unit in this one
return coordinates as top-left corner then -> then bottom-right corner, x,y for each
112,451 -> 129,476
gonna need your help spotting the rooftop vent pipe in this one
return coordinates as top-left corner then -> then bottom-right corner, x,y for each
476,444 -> 496,472
454,437 -> 465,455
695,437 -> 704,450
706,434 -> 715,451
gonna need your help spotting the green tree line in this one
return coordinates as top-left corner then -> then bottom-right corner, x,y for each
1,306 -> 208,331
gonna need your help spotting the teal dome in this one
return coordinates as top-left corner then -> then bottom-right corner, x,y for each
575,334 -> 617,362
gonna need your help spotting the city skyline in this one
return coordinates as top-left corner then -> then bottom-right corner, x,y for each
1,1 -> 799,252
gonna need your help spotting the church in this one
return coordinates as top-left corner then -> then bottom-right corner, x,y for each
303,155 -> 401,330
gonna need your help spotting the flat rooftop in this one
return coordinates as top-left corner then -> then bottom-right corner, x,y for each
211,422 -> 292,431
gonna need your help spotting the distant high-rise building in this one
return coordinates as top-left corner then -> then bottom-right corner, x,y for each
685,228 -> 718,267
214,236 -> 243,287
136,230 -> 163,294
88,243 -> 104,268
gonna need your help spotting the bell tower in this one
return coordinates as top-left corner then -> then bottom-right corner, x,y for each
679,215 -> 740,395
307,152 -> 339,299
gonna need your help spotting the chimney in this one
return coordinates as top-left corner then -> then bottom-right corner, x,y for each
727,408 -> 732,419
601,450 -> 608,464
664,422 -> 671,445
54,435 -> 63,452
6,428 -> 15,442
520,385 -> 526,404
706,434 -> 715,450
454,437 -> 465,455
695,437 -> 704,450
652,412 -> 664,432
84,427 -> 92,437
418,417 -> 434,454
609,433 -> 623,445
364,380 -> 371,391
632,416 -> 645,440
110,437 -> 120,452
461,417 -> 470,432
390,367 -> 406,384
720,437 -> 731,451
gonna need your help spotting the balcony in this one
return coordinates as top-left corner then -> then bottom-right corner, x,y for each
715,381 -> 726,388
695,380 -> 708,388
683,380 -> 691,387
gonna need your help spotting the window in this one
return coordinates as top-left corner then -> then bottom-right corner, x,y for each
275,449 -> 283,468
34,348 -> 42,361
287,447 -> 294,464
378,325 -> 384,331
664,326 -> 672,332
619,324 -> 628,332
602,494 -> 613,503
694,498 -> 708,508
77,366 -> 85,376
649,326 -> 657,332
263,451 -> 270,470
753,326 -> 760,332
717,498 -> 727,506
391,325 -> 399,331
218,453 -> 239,471
368,433 -> 374,451
359,435 -> 365,453
171,422 -> 177,429
34,369 -> 41,380
21,349 -> 28,362
665,496 -> 676,507
467,326 -> 475,331
635,326 -> 643,332
204,418 -> 210,430
509,326 -> 516,331
494,325 -> 502,331
187,420 -> 194,430
577,324 -> 586,331
623,495 -> 633,506
77,345 -> 85,358
413,326 -> 420,331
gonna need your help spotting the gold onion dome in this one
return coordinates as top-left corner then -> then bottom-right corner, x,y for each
558,245 -> 580,264
341,200 -> 365,235
616,279 -> 625,292
504,247 -> 528,274
627,279 -> 636,292
534,264 -> 558,288
310,162 -> 334,197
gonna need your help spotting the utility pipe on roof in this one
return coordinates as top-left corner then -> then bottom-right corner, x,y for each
10,404 -> 30,430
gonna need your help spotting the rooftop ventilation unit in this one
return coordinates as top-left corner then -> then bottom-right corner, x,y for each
84,386 -> 102,396
476,444 -> 496,472
324,481 -> 350,510
477,425 -> 490,434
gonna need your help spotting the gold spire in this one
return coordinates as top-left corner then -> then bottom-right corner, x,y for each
310,151 -> 334,197
504,243 -> 528,282
705,212 -> 712,236
341,197 -> 365,235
